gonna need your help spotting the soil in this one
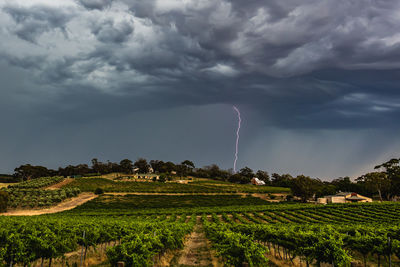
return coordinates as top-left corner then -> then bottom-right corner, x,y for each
0,193 -> 97,216
45,178 -> 74,189
170,222 -> 222,267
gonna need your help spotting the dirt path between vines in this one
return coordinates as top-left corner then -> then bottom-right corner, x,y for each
0,193 -> 97,216
45,178 -> 74,189
170,222 -> 222,267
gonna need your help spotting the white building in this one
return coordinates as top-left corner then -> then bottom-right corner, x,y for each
251,177 -> 265,186
317,192 -> 372,204
133,173 -> 160,180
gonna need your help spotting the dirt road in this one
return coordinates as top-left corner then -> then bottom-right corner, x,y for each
0,193 -> 97,216
170,221 -> 222,267
45,178 -> 74,189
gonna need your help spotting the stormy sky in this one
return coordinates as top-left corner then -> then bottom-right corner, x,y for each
1,0 -> 400,179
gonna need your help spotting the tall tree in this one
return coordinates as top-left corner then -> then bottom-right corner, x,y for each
119,159 -> 134,174
290,175 -> 319,202
239,167 -> 254,178
150,160 -> 164,173
91,158 -> 102,174
161,161 -> 176,173
181,160 -> 195,170
14,164 -> 52,180
357,172 -> 390,201
228,173 -> 250,184
331,177 -> 359,192
134,158 -> 150,173
375,158 -> 400,199
180,160 -> 195,177
203,164 -> 230,180
271,173 -> 293,187
256,170 -> 270,184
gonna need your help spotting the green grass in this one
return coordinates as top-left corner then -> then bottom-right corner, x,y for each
64,178 -> 290,193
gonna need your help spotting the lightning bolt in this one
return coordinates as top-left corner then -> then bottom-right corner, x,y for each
233,106 -> 241,173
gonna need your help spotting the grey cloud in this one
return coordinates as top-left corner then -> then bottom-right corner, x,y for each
78,0 -> 113,10
3,4 -> 75,42
1,2 -> 400,131
1,0 -> 400,177
0,54 -> 46,70
91,19 -> 134,43
124,0 -> 400,77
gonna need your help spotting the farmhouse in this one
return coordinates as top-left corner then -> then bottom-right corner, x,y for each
317,192 -> 372,204
251,177 -> 265,185
133,173 -> 160,180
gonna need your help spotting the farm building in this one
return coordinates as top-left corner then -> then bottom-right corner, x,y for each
251,177 -> 265,185
317,192 -> 372,204
133,174 -> 160,180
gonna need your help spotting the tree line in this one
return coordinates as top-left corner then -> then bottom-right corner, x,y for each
3,157 -> 400,201
287,158 -> 400,202
9,158 -> 195,180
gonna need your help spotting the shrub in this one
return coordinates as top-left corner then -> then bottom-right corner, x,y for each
53,196 -> 62,203
0,191 -> 9,212
94,188 -> 104,195
159,174 -> 167,183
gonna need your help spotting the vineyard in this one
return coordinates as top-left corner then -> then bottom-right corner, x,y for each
202,217 -> 400,267
0,215 -> 195,266
1,191 -> 400,266
65,194 -> 400,220
7,176 -> 64,189
2,187 -> 81,208
1,177 -> 81,209
64,177 -> 290,193
1,177 -> 400,266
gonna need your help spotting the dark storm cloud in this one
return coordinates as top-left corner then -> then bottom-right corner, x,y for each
1,0 -> 400,175
77,0 -> 113,10
0,53 -> 46,70
122,0 -> 400,76
90,19 -> 134,43
3,4 -> 75,42
1,0 -> 400,129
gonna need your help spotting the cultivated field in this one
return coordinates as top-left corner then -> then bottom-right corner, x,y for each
64,177 -> 290,193
1,177 -> 399,267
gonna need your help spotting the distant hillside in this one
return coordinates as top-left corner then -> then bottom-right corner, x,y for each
0,174 -> 19,183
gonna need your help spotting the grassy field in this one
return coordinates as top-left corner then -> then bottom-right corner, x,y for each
64,177 -> 291,193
